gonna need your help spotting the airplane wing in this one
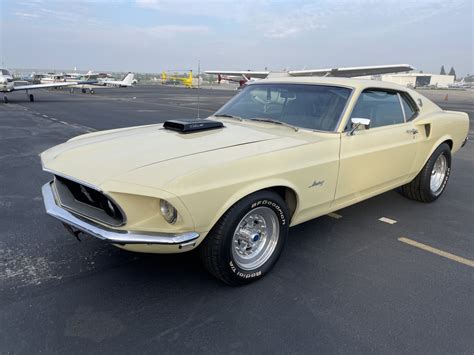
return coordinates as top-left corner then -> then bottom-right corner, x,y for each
288,64 -> 414,77
76,80 -> 99,84
205,70 -> 270,79
85,74 -> 101,79
13,82 -> 78,91
206,65 -> 414,79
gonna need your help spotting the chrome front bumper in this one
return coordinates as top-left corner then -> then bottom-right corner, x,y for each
42,182 -> 199,246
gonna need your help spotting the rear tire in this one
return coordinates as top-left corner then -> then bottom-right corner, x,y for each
29,94 -> 34,102
400,143 -> 451,202
200,190 -> 289,286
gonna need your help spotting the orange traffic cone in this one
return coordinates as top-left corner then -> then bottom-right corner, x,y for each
444,94 -> 449,101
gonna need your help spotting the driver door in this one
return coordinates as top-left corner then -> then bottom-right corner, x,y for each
334,89 -> 421,206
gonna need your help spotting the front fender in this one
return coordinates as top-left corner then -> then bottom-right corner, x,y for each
178,178 -> 301,236
209,179 -> 300,232
99,179 -> 196,234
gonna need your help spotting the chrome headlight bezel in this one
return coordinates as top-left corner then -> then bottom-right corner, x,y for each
160,199 -> 178,224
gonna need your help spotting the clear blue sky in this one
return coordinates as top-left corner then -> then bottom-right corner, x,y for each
1,0 -> 473,75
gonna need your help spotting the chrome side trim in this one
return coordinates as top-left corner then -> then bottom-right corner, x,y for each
42,182 -> 199,245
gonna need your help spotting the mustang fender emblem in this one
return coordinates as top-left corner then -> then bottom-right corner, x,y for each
308,180 -> 324,188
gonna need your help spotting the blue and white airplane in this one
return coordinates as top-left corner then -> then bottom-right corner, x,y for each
0,68 -> 82,103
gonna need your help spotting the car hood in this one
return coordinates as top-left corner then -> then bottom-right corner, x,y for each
41,122 -> 305,188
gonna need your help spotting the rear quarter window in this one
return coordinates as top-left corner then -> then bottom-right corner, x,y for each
400,93 -> 419,121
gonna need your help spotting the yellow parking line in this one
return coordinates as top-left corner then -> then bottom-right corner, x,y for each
398,237 -> 474,268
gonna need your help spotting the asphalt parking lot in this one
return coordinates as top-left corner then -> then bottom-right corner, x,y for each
1,85 -> 473,353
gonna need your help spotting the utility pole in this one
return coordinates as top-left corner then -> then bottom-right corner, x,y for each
197,59 -> 201,119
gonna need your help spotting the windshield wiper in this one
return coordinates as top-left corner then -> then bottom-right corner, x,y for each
249,117 -> 299,132
213,114 -> 243,121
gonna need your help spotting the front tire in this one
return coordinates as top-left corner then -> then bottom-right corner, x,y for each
400,143 -> 451,202
200,190 -> 289,285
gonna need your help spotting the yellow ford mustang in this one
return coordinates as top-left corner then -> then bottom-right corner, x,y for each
41,77 -> 469,285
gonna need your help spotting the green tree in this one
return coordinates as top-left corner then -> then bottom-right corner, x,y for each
440,65 -> 446,75
448,67 -> 456,79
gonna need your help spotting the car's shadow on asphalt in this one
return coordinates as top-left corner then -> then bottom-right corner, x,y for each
61,189 -> 408,290
1,186 -> 419,302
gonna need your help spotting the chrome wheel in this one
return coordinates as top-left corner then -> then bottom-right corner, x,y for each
430,154 -> 447,194
231,206 -> 280,270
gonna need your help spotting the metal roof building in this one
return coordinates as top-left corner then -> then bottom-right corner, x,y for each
381,73 -> 455,88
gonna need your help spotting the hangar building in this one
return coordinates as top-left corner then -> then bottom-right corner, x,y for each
381,73 -> 455,88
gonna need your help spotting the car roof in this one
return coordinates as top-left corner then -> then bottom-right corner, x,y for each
249,76 -> 411,92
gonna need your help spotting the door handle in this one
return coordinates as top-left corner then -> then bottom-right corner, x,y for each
406,128 -> 419,134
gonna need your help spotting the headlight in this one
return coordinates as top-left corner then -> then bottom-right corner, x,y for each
160,199 -> 177,224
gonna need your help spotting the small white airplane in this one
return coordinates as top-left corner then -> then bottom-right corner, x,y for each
206,64 -> 415,88
97,73 -> 135,87
65,69 -> 113,81
72,73 -> 135,94
448,78 -> 473,89
0,68 -> 81,103
39,73 -> 67,84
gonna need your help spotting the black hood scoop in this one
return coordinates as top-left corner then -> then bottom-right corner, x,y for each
163,119 -> 224,134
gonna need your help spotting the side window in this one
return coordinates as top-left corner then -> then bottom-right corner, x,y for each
400,93 -> 418,121
350,89 -> 405,128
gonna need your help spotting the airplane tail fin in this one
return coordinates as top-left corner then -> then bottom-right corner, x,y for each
122,73 -> 134,86
162,71 -> 167,82
186,71 -> 193,87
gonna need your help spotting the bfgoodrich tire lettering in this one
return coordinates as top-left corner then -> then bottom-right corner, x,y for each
199,190 -> 289,285
400,143 -> 451,203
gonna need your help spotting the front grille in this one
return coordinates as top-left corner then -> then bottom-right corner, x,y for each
53,176 -> 125,226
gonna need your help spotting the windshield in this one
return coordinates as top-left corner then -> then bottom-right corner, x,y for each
214,83 -> 352,131
1,69 -> 11,76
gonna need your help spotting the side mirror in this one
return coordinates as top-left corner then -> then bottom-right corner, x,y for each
348,118 -> 371,136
